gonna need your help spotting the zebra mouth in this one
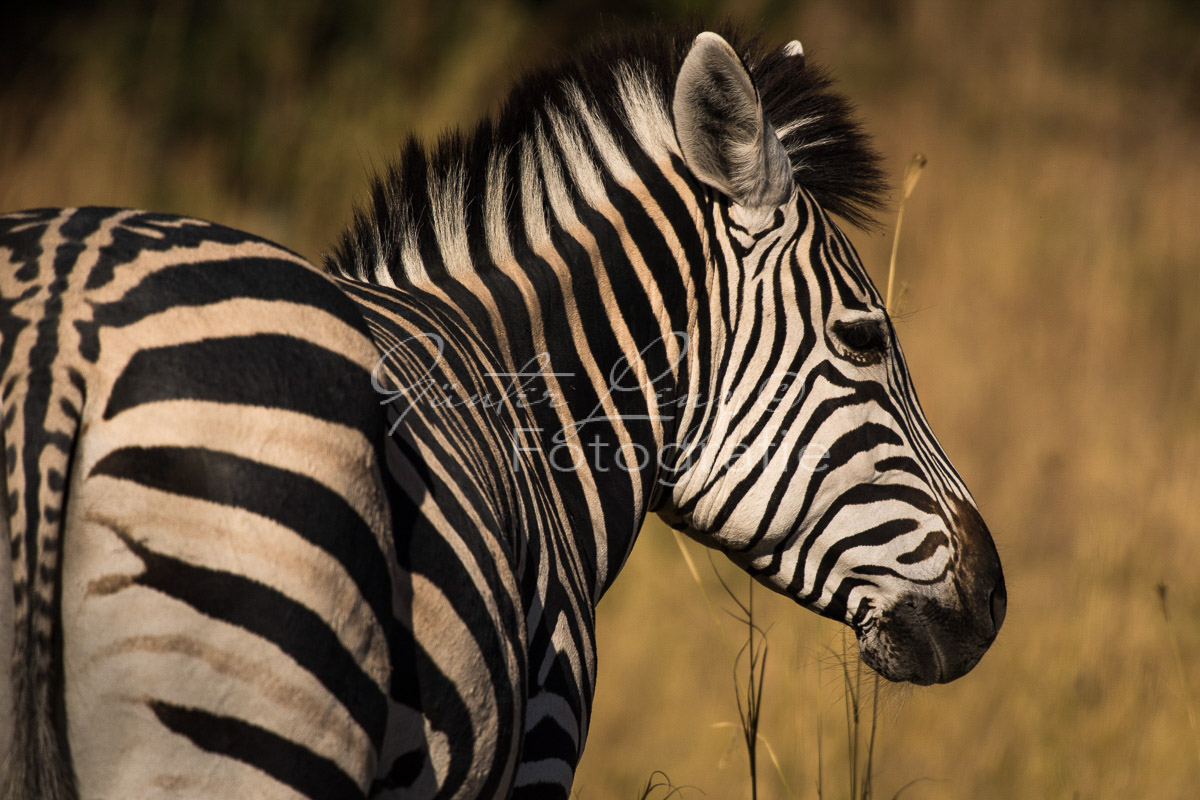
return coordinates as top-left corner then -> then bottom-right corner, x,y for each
856,627 -> 941,685
855,593 -> 998,685
853,600 -> 949,686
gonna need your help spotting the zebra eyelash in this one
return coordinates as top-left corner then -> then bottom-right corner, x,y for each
832,319 -> 887,365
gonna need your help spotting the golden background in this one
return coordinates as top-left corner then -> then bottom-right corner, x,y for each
3,1 -> 1198,797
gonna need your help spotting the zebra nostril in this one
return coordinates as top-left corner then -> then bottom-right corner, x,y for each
989,583 -> 1007,633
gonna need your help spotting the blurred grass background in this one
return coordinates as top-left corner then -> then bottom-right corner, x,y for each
3,1 -> 1199,797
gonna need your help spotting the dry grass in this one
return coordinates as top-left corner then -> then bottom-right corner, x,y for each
3,1 -> 1199,798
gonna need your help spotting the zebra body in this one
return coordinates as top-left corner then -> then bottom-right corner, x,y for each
0,208 -> 397,798
1,26 -> 1005,800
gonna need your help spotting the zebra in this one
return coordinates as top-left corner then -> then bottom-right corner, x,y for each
0,24 -> 1005,800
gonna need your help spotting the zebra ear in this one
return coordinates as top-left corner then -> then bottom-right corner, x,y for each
673,32 -> 794,209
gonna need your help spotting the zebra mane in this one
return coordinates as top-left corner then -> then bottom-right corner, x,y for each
325,23 -> 886,286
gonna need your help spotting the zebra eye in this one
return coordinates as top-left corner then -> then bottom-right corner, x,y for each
832,320 -> 887,365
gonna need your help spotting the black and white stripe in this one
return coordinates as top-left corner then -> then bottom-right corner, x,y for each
1,24 -> 1004,800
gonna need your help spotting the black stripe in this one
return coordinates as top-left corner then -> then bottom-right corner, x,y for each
149,701 -> 366,800
90,446 -> 391,746
385,442 -> 517,798
86,212 -> 307,291
523,714 -> 579,767
850,561 -> 950,585
87,257 -> 367,332
12,209 -> 107,776
896,530 -> 950,565
788,483 -> 939,597
110,528 -> 388,747
874,455 -> 925,480
805,518 -> 920,605
822,577 -> 876,624
103,334 -> 377,430
89,445 -> 393,640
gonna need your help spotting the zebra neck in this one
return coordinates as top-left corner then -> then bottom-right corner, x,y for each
474,233 -> 695,598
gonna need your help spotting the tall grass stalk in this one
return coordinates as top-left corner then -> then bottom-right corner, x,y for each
862,674 -> 880,800
817,655 -> 825,800
819,630 -> 884,800
672,531 -> 733,654
714,572 -> 768,800
1158,583 -> 1200,769
841,632 -> 857,795
674,536 -> 793,797
885,153 -> 927,313
634,770 -> 693,800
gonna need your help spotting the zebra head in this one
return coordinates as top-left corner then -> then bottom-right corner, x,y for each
660,33 -> 1005,685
